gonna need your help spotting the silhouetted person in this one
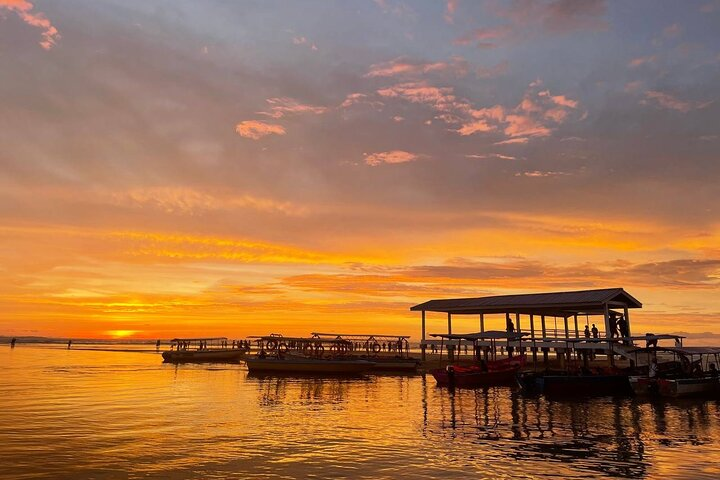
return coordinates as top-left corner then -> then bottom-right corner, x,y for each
11,338 -> 16,348
591,324 -> 599,338
506,314 -> 515,333
645,333 -> 658,348
617,315 -> 628,338
583,325 -> 591,338
709,363 -> 718,378
155,340 -> 161,351
609,315 -> 619,338
67,339 -> 72,349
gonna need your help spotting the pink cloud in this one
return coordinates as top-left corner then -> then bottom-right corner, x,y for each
0,0 -> 60,50
364,150 -> 419,166
492,0 -> 608,34
549,94 -> 578,108
365,56 -> 468,78
379,80 -> 579,141
235,120 -> 286,140
643,90 -> 714,113
444,0 -> 458,23
476,60 -> 509,78
504,114 -> 552,138
516,170 -> 572,177
257,97 -> 327,118
628,55 -> 657,68
494,137 -> 529,145
466,153 -> 516,160
624,80 -> 643,92
377,82 -> 463,114
454,25 -> 511,47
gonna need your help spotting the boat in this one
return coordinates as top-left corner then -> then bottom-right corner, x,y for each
311,332 -> 420,372
629,346 -> 720,398
427,331 -> 528,388
161,337 -> 248,363
518,368 -> 632,396
245,335 -> 375,375
431,356 -> 525,388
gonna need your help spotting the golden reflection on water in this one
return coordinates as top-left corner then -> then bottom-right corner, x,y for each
2,345 -> 720,479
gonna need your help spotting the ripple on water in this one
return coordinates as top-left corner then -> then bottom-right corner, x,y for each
2,346 -> 720,479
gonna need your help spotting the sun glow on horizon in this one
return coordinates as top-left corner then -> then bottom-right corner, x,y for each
106,330 -> 141,339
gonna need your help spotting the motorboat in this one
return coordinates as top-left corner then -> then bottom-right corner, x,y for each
629,346 -> 720,398
518,368 -> 632,396
431,358 -> 523,388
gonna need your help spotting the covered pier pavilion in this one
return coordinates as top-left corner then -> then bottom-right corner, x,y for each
410,288 -> 643,362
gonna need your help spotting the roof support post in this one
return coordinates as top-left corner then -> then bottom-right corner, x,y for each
623,306 -> 631,340
516,313 -> 522,354
574,314 -> 579,338
447,312 -> 452,335
421,310 -> 426,361
480,313 -> 485,333
564,315 -> 569,339
530,314 -> 537,365
604,303 -> 614,366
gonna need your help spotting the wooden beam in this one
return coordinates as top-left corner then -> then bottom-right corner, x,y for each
480,313 -> 485,333
574,314 -> 579,338
421,310 -> 426,361
447,312 -> 452,335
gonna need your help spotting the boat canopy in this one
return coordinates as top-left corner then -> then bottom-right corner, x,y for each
430,330 -> 529,341
170,337 -> 227,343
628,346 -> 720,356
311,332 -> 411,340
252,335 -> 352,344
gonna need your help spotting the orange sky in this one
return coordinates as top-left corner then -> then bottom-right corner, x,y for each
1,1 -> 719,341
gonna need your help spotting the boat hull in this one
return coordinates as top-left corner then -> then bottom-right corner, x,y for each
630,376 -> 720,398
356,357 -> 419,371
431,367 -> 519,388
519,372 -> 631,396
245,357 -> 375,374
162,349 -> 246,363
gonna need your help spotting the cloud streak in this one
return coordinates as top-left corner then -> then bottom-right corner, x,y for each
235,120 -> 286,139
0,0 -> 59,49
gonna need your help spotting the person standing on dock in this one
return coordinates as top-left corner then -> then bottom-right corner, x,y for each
11,338 -> 16,348
584,325 -> 591,338
156,340 -> 161,351
591,324 -> 599,338
67,339 -> 72,349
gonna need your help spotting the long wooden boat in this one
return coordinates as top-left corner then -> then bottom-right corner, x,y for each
311,332 -> 420,372
517,370 -> 631,396
162,337 -> 247,363
245,356 -> 375,374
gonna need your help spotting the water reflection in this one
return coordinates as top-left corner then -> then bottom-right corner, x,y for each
422,379 -> 720,479
2,347 -> 720,479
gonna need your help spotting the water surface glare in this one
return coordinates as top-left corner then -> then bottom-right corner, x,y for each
2,346 -> 720,479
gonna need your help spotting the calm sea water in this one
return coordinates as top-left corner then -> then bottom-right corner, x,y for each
2,345 -> 719,479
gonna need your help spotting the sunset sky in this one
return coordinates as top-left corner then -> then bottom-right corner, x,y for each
1,0 -> 719,340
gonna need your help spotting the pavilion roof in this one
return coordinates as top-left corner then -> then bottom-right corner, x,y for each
410,288 -> 641,316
